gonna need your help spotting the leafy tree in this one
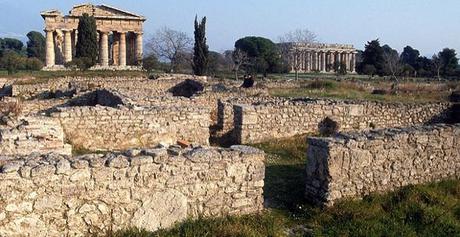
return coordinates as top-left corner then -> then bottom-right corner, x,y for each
26,31 -> 46,61
75,13 -> 98,66
2,38 -> 23,52
358,39 -> 385,76
0,51 -> 24,74
143,54 -> 159,72
438,48 -> 458,76
400,46 -> 420,69
234,36 -> 281,76
192,16 -> 209,76
415,56 -> 433,77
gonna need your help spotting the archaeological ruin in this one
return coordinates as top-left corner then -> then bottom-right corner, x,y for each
0,70 -> 458,235
280,43 -> 357,73
41,3 -> 145,70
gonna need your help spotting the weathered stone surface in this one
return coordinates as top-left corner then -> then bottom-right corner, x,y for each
305,124 -> 460,206
227,97 -> 452,144
131,190 -> 187,231
0,146 -> 265,236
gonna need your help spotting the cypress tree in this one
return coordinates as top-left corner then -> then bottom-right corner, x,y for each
75,13 -> 98,66
192,16 -> 209,76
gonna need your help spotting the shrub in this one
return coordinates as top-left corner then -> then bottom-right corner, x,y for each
64,57 -> 94,71
318,117 -> 340,136
372,89 -> 388,95
24,57 -> 44,70
307,80 -> 336,90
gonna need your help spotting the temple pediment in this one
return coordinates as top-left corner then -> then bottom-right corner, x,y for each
42,3 -> 145,20
69,4 -> 145,20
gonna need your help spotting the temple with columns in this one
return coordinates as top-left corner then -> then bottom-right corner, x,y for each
280,42 -> 357,73
41,3 -> 145,70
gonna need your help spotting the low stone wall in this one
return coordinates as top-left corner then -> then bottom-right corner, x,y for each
0,145 -> 265,236
50,105 -> 210,151
11,75 -> 207,99
0,116 -> 71,156
234,98 -> 452,144
306,124 -> 460,205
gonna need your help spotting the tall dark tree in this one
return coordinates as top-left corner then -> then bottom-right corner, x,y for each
0,38 -> 24,55
192,16 -> 209,76
26,31 -> 46,61
75,13 -> 98,66
400,46 -> 420,69
438,48 -> 459,76
358,39 -> 385,76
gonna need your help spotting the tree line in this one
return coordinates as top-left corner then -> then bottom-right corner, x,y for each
0,31 -> 46,74
357,39 -> 459,80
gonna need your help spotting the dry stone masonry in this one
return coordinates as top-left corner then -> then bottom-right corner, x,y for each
51,105 -> 210,151
0,116 -> 71,156
0,145 -> 265,236
233,97 -> 452,144
305,124 -> 460,205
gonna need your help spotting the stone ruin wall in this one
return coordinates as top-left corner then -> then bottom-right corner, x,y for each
0,146 -> 265,236
0,116 -> 71,156
9,75 -> 208,99
233,98 -> 452,144
305,124 -> 460,205
50,105 -> 210,151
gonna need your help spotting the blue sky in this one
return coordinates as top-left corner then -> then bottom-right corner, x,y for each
1,0 -> 459,56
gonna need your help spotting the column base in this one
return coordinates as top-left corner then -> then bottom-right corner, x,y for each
41,65 -> 144,71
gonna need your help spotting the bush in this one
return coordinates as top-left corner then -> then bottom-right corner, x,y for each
24,57 -> 44,70
307,80 -> 336,90
0,51 -> 24,74
372,89 -> 389,95
318,117 -> 340,136
65,57 -> 94,70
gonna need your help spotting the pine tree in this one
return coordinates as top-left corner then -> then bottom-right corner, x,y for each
75,13 -> 98,66
26,31 -> 46,62
192,16 -> 209,76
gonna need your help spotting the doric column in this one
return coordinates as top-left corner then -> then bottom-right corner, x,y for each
45,30 -> 55,67
313,52 -> 318,71
351,53 -> 356,73
99,31 -> 109,66
336,52 -> 341,66
306,51 -> 310,72
346,53 -> 350,72
71,30 -> 77,58
135,32 -> 143,65
119,32 -> 127,67
321,52 -> 326,72
63,30 -> 72,63
329,52 -> 334,71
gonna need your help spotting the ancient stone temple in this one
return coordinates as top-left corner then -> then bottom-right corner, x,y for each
280,43 -> 357,73
41,4 -> 146,70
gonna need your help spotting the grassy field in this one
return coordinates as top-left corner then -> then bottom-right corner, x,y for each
268,78 -> 458,103
109,136 -> 460,237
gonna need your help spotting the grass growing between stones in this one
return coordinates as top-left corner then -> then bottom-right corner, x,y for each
110,135 -> 460,237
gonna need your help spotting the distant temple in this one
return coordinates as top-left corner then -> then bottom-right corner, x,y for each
280,43 -> 357,73
41,3 -> 146,70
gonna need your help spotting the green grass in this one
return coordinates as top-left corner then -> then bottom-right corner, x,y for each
269,79 -> 453,103
110,135 -> 460,237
